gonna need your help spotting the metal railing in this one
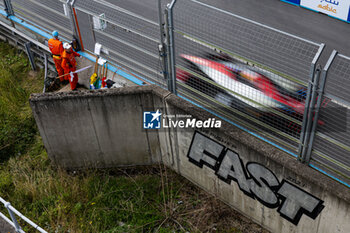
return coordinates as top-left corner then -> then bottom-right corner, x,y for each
0,197 -> 47,233
0,12 -> 56,75
0,0 -> 349,187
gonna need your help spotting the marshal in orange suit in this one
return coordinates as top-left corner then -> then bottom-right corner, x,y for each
61,43 -> 81,90
48,31 -> 65,80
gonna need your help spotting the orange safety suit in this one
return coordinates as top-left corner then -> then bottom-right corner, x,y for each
48,38 -> 64,80
61,49 -> 80,90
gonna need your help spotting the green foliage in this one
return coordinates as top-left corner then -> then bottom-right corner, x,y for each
0,141 -> 187,232
0,41 -> 42,162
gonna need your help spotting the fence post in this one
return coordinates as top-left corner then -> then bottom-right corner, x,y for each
303,50 -> 338,163
4,202 -> 22,232
300,66 -> 321,162
297,43 -> 325,161
24,42 -> 36,70
66,1 -> 78,44
69,0 -> 84,51
167,0 -> 177,95
43,53 -> 48,93
297,67 -> 315,161
164,8 -> 173,92
158,0 -> 169,85
3,0 -> 14,16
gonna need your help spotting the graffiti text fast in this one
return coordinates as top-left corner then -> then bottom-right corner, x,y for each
187,132 -> 324,225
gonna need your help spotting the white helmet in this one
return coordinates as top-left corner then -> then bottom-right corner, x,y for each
63,43 -> 71,50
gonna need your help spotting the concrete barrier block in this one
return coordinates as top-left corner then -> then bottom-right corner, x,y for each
316,192 -> 350,233
141,93 -> 162,164
32,98 -> 103,168
87,94 -> 151,167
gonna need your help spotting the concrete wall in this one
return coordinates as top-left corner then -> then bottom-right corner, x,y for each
30,85 -> 350,233
30,87 -> 162,168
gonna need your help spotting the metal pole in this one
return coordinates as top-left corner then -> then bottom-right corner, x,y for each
304,50 -> 338,163
167,0 -> 177,95
158,0 -> 169,84
0,211 -> 20,231
66,0 -> 78,40
297,43 -> 325,161
300,66 -> 321,162
9,206 -> 47,233
3,0 -> 8,15
164,8 -> 173,92
4,202 -> 22,233
158,0 -> 164,43
0,197 -> 46,233
3,0 -> 14,16
24,42 -> 36,70
297,68 -> 314,160
69,0 -> 84,51
43,53 -> 48,93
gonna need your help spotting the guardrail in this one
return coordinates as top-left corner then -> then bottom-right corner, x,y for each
0,0 -> 349,188
0,197 -> 47,233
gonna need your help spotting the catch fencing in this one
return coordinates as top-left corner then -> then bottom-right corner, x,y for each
171,0 -> 324,158
306,52 -> 350,184
73,0 -> 167,87
10,0 -> 73,40
0,0 -> 349,187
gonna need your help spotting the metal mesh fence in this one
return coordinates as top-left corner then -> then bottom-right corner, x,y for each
173,0 -> 322,154
173,0 -> 321,85
74,9 -> 95,52
310,54 -> 350,184
11,0 -> 72,40
74,0 -> 166,87
75,0 -> 160,40
3,0 -> 349,186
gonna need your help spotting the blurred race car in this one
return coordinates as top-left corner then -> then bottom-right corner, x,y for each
177,53 -> 324,134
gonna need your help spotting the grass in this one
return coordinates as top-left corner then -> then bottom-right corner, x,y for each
0,41 -> 267,233
0,41 -> 42,162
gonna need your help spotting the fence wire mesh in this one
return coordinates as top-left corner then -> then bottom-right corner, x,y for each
74,0 -> 166,87
11,0 -> 72,40
74,9 -> 95,52
310,54 -> 350,184
173,0 -> 321,85
173,0 -> 322,154
3,0 -> 349,186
